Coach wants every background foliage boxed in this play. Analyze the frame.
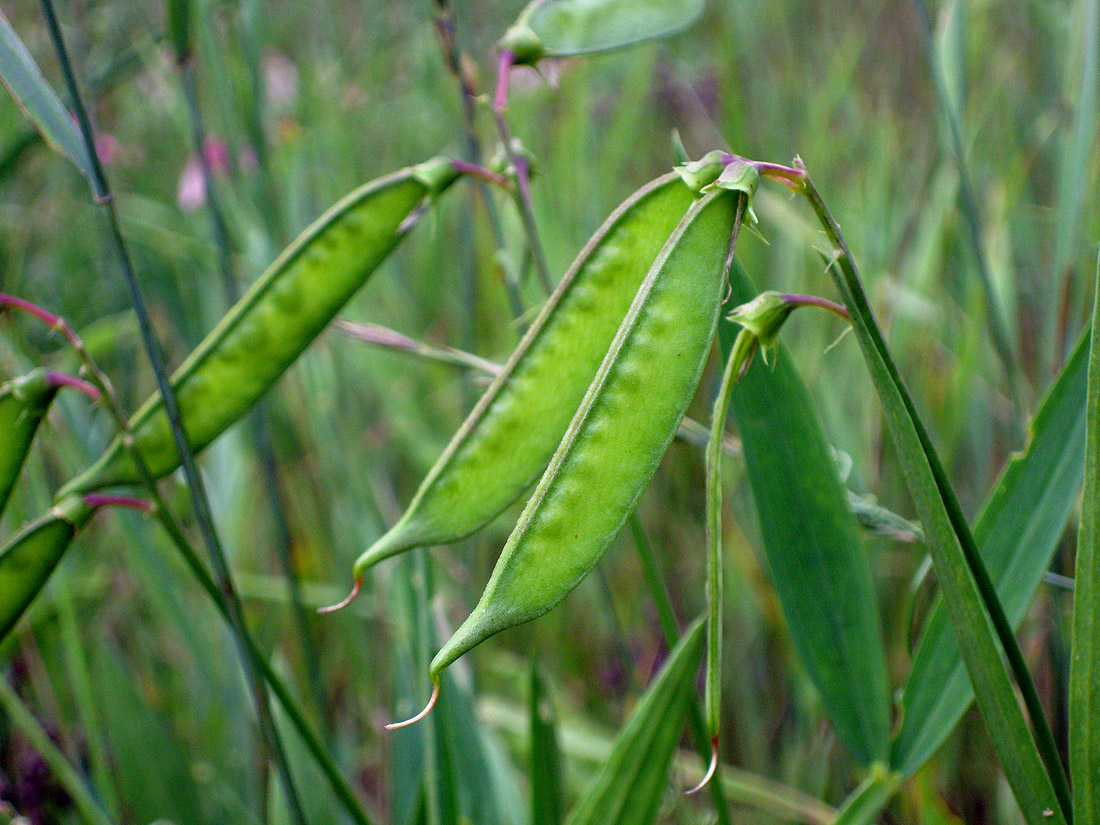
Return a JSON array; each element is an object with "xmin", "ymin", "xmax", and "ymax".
[{"xmin": 0, "ymin": 0, "xmax": 1097, "ymax": 823}]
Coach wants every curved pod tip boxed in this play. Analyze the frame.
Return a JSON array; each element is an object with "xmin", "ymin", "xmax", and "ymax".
[
  {"xmin": 317, "ymin": 575, "xmax": 361, "ymax": 614},
  {"xmin": 385, "ymin": 681, "xmax": 439, "ymax": 730},
  {"xmin": 684, "ymin": 737, "xmax": 718, "ymax": 796}
]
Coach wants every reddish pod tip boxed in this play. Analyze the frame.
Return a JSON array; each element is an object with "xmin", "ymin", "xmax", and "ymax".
[
  {"xmin": 317, "ymin": 576, "xmax": 361, "ymax": 614},
  {"xmin": 385, "ymin": 681, "xmax": 439, "ymax": 731},
  {"xmin": 684, "ymin": 737, "xmax": 719, "ymax": 796}
]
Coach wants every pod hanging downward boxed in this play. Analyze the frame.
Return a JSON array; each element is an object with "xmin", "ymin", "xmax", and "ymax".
[
  {"xmin": 0, "ymin": 495, "xmax": 92, "ymax": 643},
  {"xmin": 423, "ymin": 185, "xmax": 746, "ymax": 695},
  {"xmin": 58, "ymin": 157, "xmax": 461, "ymax": 496},
  {"xmin": 346, "ymin": 173, "xmax": 700, "ymax": 584},
  {"xmin": 0, "ymin": 369, "xmax": 60, "ymax": 519}
]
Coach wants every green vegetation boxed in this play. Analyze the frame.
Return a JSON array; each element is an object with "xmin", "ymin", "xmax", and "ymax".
[{"xmin": 0, "ymin": 1, "xmax": 1097, "ymax": 823}]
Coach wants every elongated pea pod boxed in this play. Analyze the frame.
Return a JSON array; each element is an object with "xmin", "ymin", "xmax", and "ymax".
[
  {"xmin": 342, "ymin": 173, "xmax": 700, "ymax": 590},
  {"xmin": 396, "ymin": 185, "xmax": 746, "ymax": 722},
  {"xmin": 0, "ymin": 495, "xmax": 92, "ymax": 643},
  {"xmin": 58, "ymin": 157, "xmax": 461, "ymax": 496},
  {"xmin": 0, "ymin": 369, "xmax": 59, "ymax": 519},
  {"xmin": 501, "ymin": 0, "xmax": 706, "ymax": 63}
]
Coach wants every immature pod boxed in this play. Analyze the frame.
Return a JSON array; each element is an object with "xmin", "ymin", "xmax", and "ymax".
[
  {"xmin": 425, "ymin": 187, "xmax": 745, "ymax": 695},
  {"xmin": 58, "ymin": 157, "xmax": 461, "ymax": 496},
  {"xmin": 0, "ymin": 369, "xmax": 59, "ymax": 519},
  {"xmin": 346, "ymin": 173, "xmax": 700, "ymax": 582},
  {"xmin": 0, "ymin": 495, "xmax": 92, "ymax": 642}
]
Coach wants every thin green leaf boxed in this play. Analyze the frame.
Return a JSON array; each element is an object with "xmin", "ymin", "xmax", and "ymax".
[
  {"xmin": 530, "ymin": 664, "xmax": 565, "ymax": 825},
  {"xmin": 0, "ymin": 11, "xmax": 91, "ymax": 179},
  {"xmin": 719, "ymin": 261, "xmax": 891, "ymax": 767},
  {"xmin": 830, "ymin": 766, "xmax": 902, "ymax": 825},
  {"xmin": 894, "ymin": 329, "xmax": 1089, "ymax": 775},
  {"xmin": 0, "ymin": 676, "xmax": 114, "ymax": 825},
  {"xmin": 1053, "ymin": 0, "xmax": 1099, "ymax": 343},
  {"xmin": 521, "ymin": 0, "xmax": 705, "ymax": 57},
  {"xmin": 1070, "ymin": 254, "xmax": 1100, "ymax": 825},
  {"xmin": 564, "ymin": 619, "xmax": 705, "ymax": 825},
  {"xmin": 800, "ymin": 172, "xmax": 1069, "ymax": 824}
]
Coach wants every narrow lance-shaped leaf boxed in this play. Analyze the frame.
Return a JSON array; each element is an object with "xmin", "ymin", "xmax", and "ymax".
[
  {"xmin": 530, "ymin": 664, "xmax": 565, "ymax": 825},
  {"xmin": 0, "ymin": 11, "xmax": 92, "ymax": 179},
  {"xmin": 720, "ymin": 263, "xmax": 891, "ymax": 767},
  {"xmin": 564, "ymin": 619, "xmax": 705, "ymax": 825},
  {"xmin": 0, "ymin": 496, "xmax": 92, "ymax": 643},
  {"xmin": 0, "ymin": 369, "xmax": 59, "ymax": 520},
  {"xmin": 503, "ymin": 0, "xmax": 706, "ymax": 61},
  {"xmin": 798, "ymin": 167, "xmax": 1069, "ymax": 824},
  {"xmin": 893, "ymin": 328, "xmax": 1089, "ymax": 775},
  {"xmin": 59, "ymin": 157, "xmax": 461, "ymax": 495},
  {"xmin": 1070, "ymin": 255, "xmax": 1100, "ymax": 825}
]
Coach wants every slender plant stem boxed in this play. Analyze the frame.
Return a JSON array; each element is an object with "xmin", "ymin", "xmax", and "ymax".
[
  {"xmin": 430, "ymin": 1, "xmax": 528, "ymax": 328},
  {"xmin": 492, "ymin": 51, "xmax": 554, "ymax": 298},
  {"xmin": 7, "ymin": 289, "xmax": 375, "ymax": 824},
  {"xmin": 38, "ymin": 4, "xmax": 306, "ymax": 822},
  {"xmin": 910, "ymin": 0, "xmax": 1021, "ymax": 408},
  {"xmin": 628, "ymin": 513, "xmax": 734, "ymax": 825},
  {"xmin": 799, "ymin": 169, "xmax": 1072, "ymax": 819},
  {"xmin": 0, "ymin": 678, "xmax": 116, "ymax": 825},
  {"xmin": 175, "ymin": 36, "xmax": 327, "ymax": 729}
]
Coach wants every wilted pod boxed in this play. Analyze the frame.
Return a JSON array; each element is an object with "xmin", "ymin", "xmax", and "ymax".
[
  {"xmin": 58, "ymin": 156, "xmax": 462, "ymax": 496},
  {"xmin": 0, "ymin": 369, "xmax": 60, "ymax": 519},
  {"xmin": 331, "ymin": 173, "xmax": 701, "ymax": 606},
  {"xmin": 0, "ymin": 495, "xmax": 93, "ymax": 643},
  {"xmin": 393, "ymin": 173, "xmax": 752, "ymax": 725}
]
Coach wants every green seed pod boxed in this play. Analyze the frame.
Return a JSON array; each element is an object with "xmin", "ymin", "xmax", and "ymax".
[
  {"xmin": 0, "ymin": 369, "xmax": 59, "ymax": 519},
  {"xmin": 428, "ymin": 187, "xmax": 744, "ymax": 687},
  {"xmin": 347, "ymin": 173, "xmax": 699, "ymax": 585},
  {"xmin": 0, "ymin": 494, "xmax": 92, "ymax": 643},
  {"xmin": 59, "ymin": 157, "xmax": 460, "ymax": 497}
]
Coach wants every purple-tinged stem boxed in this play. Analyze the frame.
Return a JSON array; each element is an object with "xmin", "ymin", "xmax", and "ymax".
[
  {"xmin": 493, "ymin": 48, "xmax": 514, "ymax": 114},
  {"xmin": 45, "ymin": 371, "xmax": 100, "ymax": 401},
  {"xmin": 83, "ymin": 493, "xmax": 152, "ymax": 512},
  {"xmin": 779, "ymin": 293, "xmax": 851, "ymax": 322},
  {"xmin": 450, "ymin": 159, "xmax": 511, "ymax": 190},
  {"xmin": 720, "ymin": 154, "xmax": 808, "ymax": 190}
]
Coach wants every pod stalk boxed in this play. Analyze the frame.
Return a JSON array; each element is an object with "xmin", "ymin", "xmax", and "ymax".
[
  {"xmin": 685, "ymin": 737, "xmax": 719, "ymax": 795},
  {"xmin": 317, "ymin": 575, "xmax": 361, "ymax": 614},
  {"xmin": 385, "ymin": 680, "xmax": 439, "ymax": 730}
]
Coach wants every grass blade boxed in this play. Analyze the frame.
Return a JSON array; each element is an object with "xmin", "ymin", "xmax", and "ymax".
[
  {"xmin": 0, "ymin": 11, "xmax": 91, "ymax": 180},
  {"xmin": 911, "ymin": 0, "xmax": 1019, "ymax": 398},
  {"xmin": 0, "ymin": 676, "xmax": 114, "ymax": 825},
  {"xmin": 1070, "ymin": 254, "xmax": 1100, "ymax": 825},
  {"xmin": 894, "ymin": 328, "xmax": 1089, "ymax": 775},
  {"xmin": 564, "ymin": 618, "xmax": 704, "ymax": 825},
  {"xmin": 719, "ymin": 260, "xmax": 891, "ymax": 767},
  {"xmin": 830, "ymin": 766, "xmax": 902, "ymax": 825},
  {"xmin": 799, "ymin": 169, "xmax": 1070, "ymax": 824},
  {"xmin": 530, "ymin": 664, "xmax": 565, "ymax": 825}
]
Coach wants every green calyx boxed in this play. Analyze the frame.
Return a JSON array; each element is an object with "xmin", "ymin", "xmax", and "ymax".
[
  {"xmin": 413, "ymin": 156, "xmax": 463, "ymax": 196},
  {"xmin": 705, "ymin": 159, "xmax": 760, "ymax": 199},
  {"xmin": 499, "ymin": 22, "xmax": 545, "ymax": 66},
  {"xmin": 52, "ymin": 492, "xmax": 94, "ymax": 527},
  {"xmin": 3, "ymin": 368, "xmax": 54, "ymax": 407},
  {"xmin": 674, "ymin": 150, "xmax": 728, "ymax": 192},
  {"xmin": 728, "ymin": 291, "xmax": 795, "ymax": 354}
]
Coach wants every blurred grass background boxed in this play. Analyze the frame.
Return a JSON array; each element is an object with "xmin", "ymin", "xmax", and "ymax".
[{"xmin": 0, "ymin": 0, "xmax": 1096, "ymax": 823}]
